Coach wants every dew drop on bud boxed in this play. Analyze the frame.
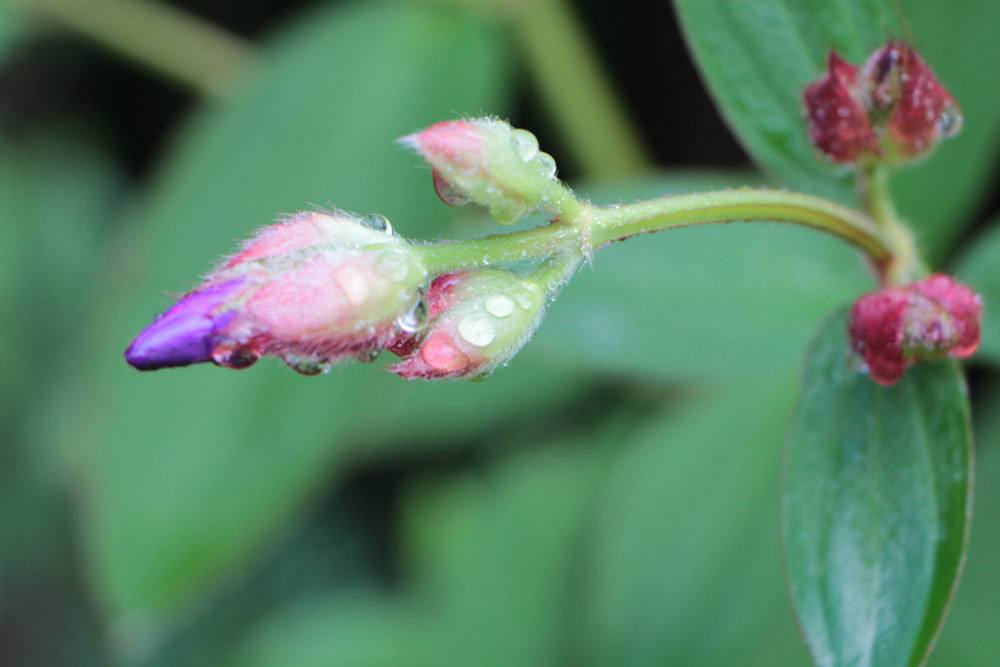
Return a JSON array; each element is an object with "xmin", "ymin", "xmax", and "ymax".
[
  {"xmin": 513, "ymin": 286, "xmax": 537, "ymax": 310},
  {"xmin": 354, "ymin": 349, "xmax": 380, "ymax": 363},
  {"xmin": 938, "ymin": 104, "xmax": 963, "ymax": 138},
  {"xmin": 489, "ymin": 201, "xmax": 529, "ymax": 225},
  {"xmin": 484, "ymin": 294, "xmax": 514, "ymax": 318},
  {"xmin": 360, "ymin": 213, "xmax": 393, "ymax": 235},
  {"xmin": 432, "ymin": 169, "xmax": 470, "ymax": 207},
  {"xmin": 535, "ymin": 152, "xmax": 557, "ymax": 179},
  {"xmin": 510, "ymin": 129, "xmax": 539, "ymax": 161},
  {"xmin": 211, "ymin": 345, "xmax": 260, "ymax": 369},
  {"xmin": 396, "ymin": 299, "xmax": 428, "ymax": 333},
  {"xmin": 458, "ymin": 315, "xmax": 496, "ymax": 347}
]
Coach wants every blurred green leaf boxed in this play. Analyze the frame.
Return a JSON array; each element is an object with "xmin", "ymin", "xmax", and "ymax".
[
  {"xmin": 954, "ymin": 218, "xmax": 1000, "ymax": 365},
  {"xmin": 783, "ymin": 310, "xmax": 971, "ymax": 667},
  {"xmin": 928, "ymin": 384, "xmax": 1000, "ymax": 666},
  {"xmin": 535, "ymin": 172, "xmax": 875, "ymax": 381},
  {"xmin": 578, "ymin": 381, "xmax": 809, "ymax": 667},
  {"xmin": 673, "ymin": 0, "xmax": 900, "ymax": 205},
  {"xmin": 0, "ymin": 2, "xmax": 29, "ymax": 59},
  {"xmin": 73, "ymin": 1, "xmax": 546, "ymax": 630},
  {"xmin": 892, "ymin": 0, "xmax": 1000, "ymax": 258}
]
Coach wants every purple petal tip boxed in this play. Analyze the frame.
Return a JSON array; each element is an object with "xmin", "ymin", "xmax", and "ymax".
[{"xmin": 125, "ymin": 279, "xmax": 243, "ymax": 371}]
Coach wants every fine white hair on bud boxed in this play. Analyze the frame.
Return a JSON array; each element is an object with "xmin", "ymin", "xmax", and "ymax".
[{"xmin": 400, "ymin": 117, "xmax": 566, "ymax": 225}]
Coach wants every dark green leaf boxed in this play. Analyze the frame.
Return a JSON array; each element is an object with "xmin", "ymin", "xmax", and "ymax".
[
  {"xmin": 536, "ymin": 172, "xmax": 875, "ymax": 380},
  {"xmin": 784, "ymin": 309, "xmax": 971, "ymax": 667},
  {"xmin": 954, "ymin": 219, "xmax": 1000, "ymax": 364},
  {"xmin": 579, "ymin": 381, "xmax": 809, "ymax": 667},
  {"xmin": 673, "ymin": 0, "xmax": 901, "ymax": 204},
  {"xmin": 73, "ymin": 2, "xmax": 533, "ymax": 628}
]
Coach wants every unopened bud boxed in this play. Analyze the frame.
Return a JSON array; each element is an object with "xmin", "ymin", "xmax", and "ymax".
[
  {"xmin": 401, "ymin": 118, "xmax": 563, "ymax": 224},
  {"xmin": 125, "ymin": 211, "xmax": 427, "ymax": 374},
  {"xmin": 849, "ymin": 274, "xmax": 982, "ymax": 385},
  {"xmin": 390, "ymin": 270, "xmax": 546, "ymax": 379},
  {"xmin": 804, "ymin": 42, "xmax": 960, "ymax": 165}
]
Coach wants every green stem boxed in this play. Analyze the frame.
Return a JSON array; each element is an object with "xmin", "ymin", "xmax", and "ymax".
[
  {"xmin": 511, "ymin": 0, "xmax": 649, "ymax": 177},
  {"xmin": 857, "ymin": 164, "xmax": 921, "ymax": 284},
  {"xmin": 418, "ymin": 188, "xmax": 891, "ymax": 274},
  {"xmin": 21, "ymin": 0, "xmax": 253, "ymax": 98}
]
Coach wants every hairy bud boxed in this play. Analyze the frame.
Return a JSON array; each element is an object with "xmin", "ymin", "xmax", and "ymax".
[
  {"xmin": 390, "ymin": 270, "xmax": 546, "ymax": 379},
  {"xmin": 125, "ymin": 211, "xmax": 427, "ymax": 374},
  {"xmin": 804, "ymin": 42, "xmax": 960, "ymax": 165},
  {"xmin": 400, "ymin": 118, "xmax": 563, "ymax": 224},
  {"xmin": 849, "ymin": 274, "xmax": 982, "ymax": 385}
]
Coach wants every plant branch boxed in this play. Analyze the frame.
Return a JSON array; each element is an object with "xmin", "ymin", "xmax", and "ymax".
[
  {"xmin": 21, "ymin": 0, "xmax": 254, "ymax": 98},
  {"xmin": 418, "ymin": 188, "xmax": 891, "ymax": 274}
]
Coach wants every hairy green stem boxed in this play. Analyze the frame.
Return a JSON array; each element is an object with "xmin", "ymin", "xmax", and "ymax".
[
  {"xmin": 418, "ymin": 188, "xmax": 891, "ymax": 274},
  {"xmin": 857, "ymin": 164, "xmax": 921, "ymax": 284},
  {"xmin": 511, "ymin": 0, "xmax": 648, "ymax": 177},
  {"xmin": 21, "ymin": 0, "xmax": 253, "ymax": 97}
]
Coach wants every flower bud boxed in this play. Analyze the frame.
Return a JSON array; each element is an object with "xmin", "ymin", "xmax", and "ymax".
[
  {"xmin": 125, "ymin": 211, "xmax": 428, "ymax": 374},
  {"xmin": 861, "ymin": 41, "xmax": 962, "ymax": 160},
  {"xmin": 390, "ymin": 270, "xmax": 546, "ymax": 379},
  {"xmin": 849, "ymin": 274, "xmax": 982, "ymax": 385},
  {"xmin": 803, "ymin": 42, "xmax": 960, "ymax": 165},
  {"xmin": 804, "ymin": 52, "xmax": 880, "ymax": 163},
  {"xmin": 400, "ymin": 118, "xmax": 562, "ymax": 224}
]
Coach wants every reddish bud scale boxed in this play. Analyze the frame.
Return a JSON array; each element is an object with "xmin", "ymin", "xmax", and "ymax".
[
  {"xmin": 804, "ymin": 52, "xmax": 879, "ymax": 163},
  {"xmin": 849, "ymin": 274, "xmax": 982, "ymax": 385}
]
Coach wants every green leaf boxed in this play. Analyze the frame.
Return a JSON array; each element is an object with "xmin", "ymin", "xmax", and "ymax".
[
  {"xmin": 954, "ymin": 219, "xmax": 1000, "ymax": 365},
  {"xmin": 673, "ymin": 0, "xmax": 901, "ymax": 205},
  {"xmin": 73, "ymin": 2, "xmax": 536, "ymax": 630},
  {"xmin": 535, "ymin": 172, "xmax": 875, "ymax": 380},
  {"xmin": 928, "ymin": 385, "xmax": 1000, "ymax": 666},
  {"xmin": 578, "ymin": 381, "xmax": 809, "ymax": 667},
  {"xmin": 891, "ymin": 0, "xmax": 1000, "ymax": 258},
  {"xmin": 783, "ymin": 310, "xmax": 972, "ymax": 667}
]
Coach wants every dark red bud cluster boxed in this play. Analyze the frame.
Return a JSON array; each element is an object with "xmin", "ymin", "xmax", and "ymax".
[{"xmin": 849, "ymin": 274, "xmax": 981, "ymax": 385}]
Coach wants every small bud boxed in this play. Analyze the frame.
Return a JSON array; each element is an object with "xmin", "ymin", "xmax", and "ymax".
[
  {"xmin": 849, "ymin": 274, "xmax": 982, "ymax": 385},
  {"xmin": 125, "ymin": 211, "xmax": 428, "ymax": 374},
  {"xmin": 803, "ymin": 42, "xmax": 960, "ymax": 165},
  {"xmin": 390, "ymin": 270, "xmax": 546, "ymax": 379},
  {"xmin": 861, "ymin": 41, "xmax": 962, "ymax": 160},
  {"xmin": 400, "ymin": 118, "xmax": 562, "ymax": 224},
  {"xmin": 804, "ymin": 52, "xmax": 880, "ymax": 163}
]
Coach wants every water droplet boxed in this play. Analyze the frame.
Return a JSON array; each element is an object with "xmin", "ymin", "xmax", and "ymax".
[
  {"xmin": 458, "ymin": 315, "xmax": 495, "ymax": 347},
  {"xmin": 513, "ymin": 286, "xmax": 537, "ymax": 310},
  {"xmin": 212, "ymin": 345, "xmax": 260, "ymax": 369},
  {"xmin": 360, "ymin": 213, "xmax": 393, "ymax": 235},
  {"xmin": 354, "ymin": 349, "xmax": 380, "ymax": 363},
  {"xmin": 396, "ymin": 299, "xmax": 427, "ymax": 333},
  {"xmin": 510, "ymin": 129, "xmax": 539, "ymax": 161},
  {"xmin": 376, "ymin": 251, "xmax": 410, "ymax": 282},
  {"xmin": 535, "ymin": 152, "xmax": 557, "ymax": 179},
  {"xmin": 938, "ymin": 104, "xmax": 963, "ymax": 137},
  {"xmin": 432, "ymin": 169, "xmax": 470, "ymax": 206},
  {"xmin": 485, "ymin": 294, "xmax": 514, "ymax": 318}
]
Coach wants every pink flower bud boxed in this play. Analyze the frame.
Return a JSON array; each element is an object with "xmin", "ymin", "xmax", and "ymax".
[
  {"xmin": 400, "ymin": 118, "xmax": 562, "ymax": 224},
  {"xmin": 804, "ymin": 52, "xmax": 879, "ymax": 163},
  {"xmin": 861, "ymin": 41, "xmax": 962, "ymax": 159},
  {"xmin": 126, "ymin": 211, "xmax": 428, "ymax": 374},
  {"xmin": 803, "ymin": 42, "xmax": 961, "ymax": 165},
  {"xmin": 390, "ymin": 270, "xmax": 546, "ymax": 380},
  {"xmin": 849, "ymin": 274, "xmax": 982, "ymax": 385}
]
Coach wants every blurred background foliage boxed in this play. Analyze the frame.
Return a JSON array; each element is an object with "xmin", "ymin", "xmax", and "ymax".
[{"xmin": 0, "ymin": 1, "xmax": 996, "ymax": 665}]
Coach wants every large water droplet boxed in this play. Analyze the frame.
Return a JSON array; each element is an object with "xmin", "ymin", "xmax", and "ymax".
[
  {"xmin": 535, "ymin": 152, "xmax": 557, "ymax": 179},
  {"xmin": 485, "ymin": 294, "xmax": 514, "ymax": 318},
  {"xmin": 212, "ymin": 345, "xmax": 260, "ymax": 369},
  {"xmin": 513, "ymin": 286, "xmax": 537, "ymax": 310},
  {"xmin": 510, "ymin": 129, "xmax": 539, "ymax": 161},
  {"xmin": 360, "ymin": 213, "xmax": 393, "ymax": 235},
  {"xmin": 432, "ymin": 169, "xmax": 470, "ymax": 207},
  {"xmin": 376, "ymin": 251, "xmax": 410, "ymax": 282},
  {"xmin": 458, "ymin": 315, "xmax": 496, "ymax": 347},
  {"xmin": 396, "ymin": 299, "xmax": 427, "ymax": 333}
]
